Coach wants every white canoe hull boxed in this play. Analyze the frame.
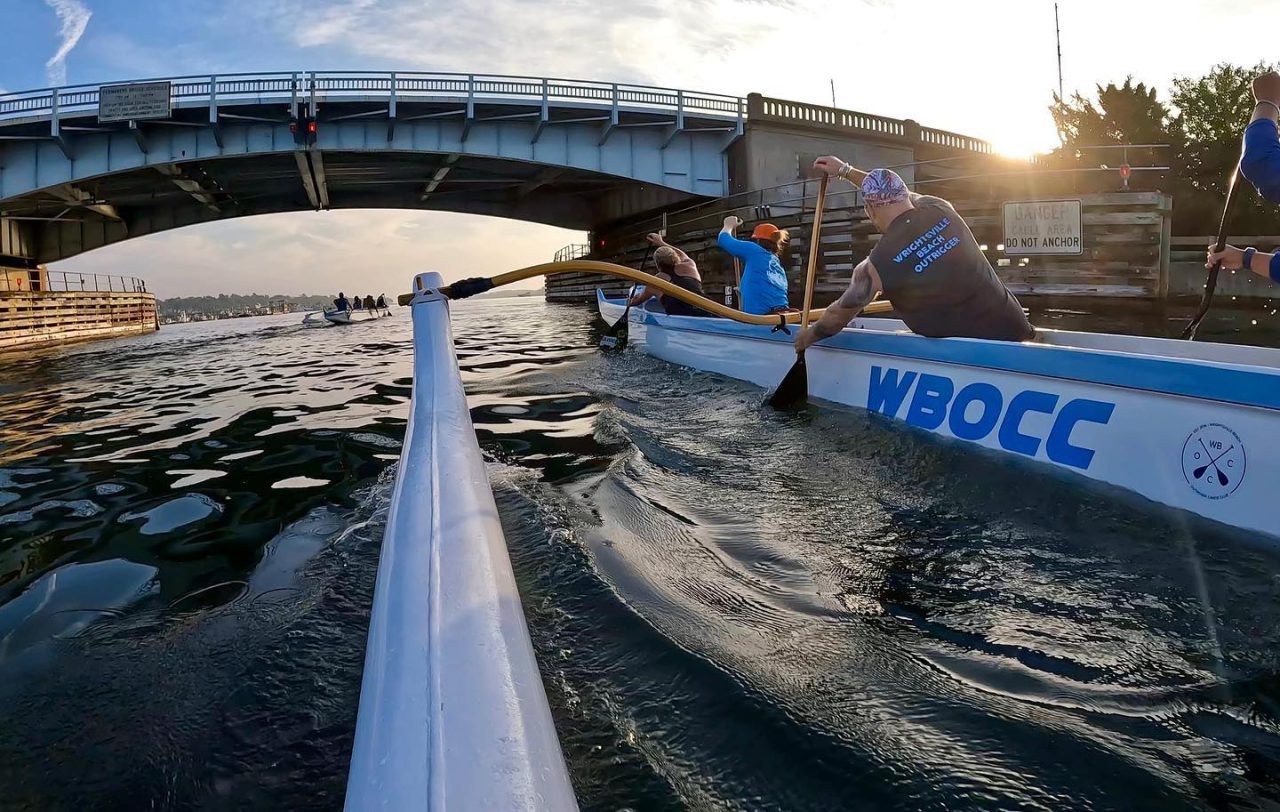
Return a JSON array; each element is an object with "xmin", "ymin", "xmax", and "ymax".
[{"xmin": 598, "ymin": 290, "xmax": 1280, "ymax": 544}]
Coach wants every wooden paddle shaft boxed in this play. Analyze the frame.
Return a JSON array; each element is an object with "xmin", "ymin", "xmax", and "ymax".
[
  {"xmin": 399, "ymin": 260, "xmax": 894, "ymax": 324},
  {"xmin": 800, "ymin": 176, "xmax": 828, "ymax": 333}
]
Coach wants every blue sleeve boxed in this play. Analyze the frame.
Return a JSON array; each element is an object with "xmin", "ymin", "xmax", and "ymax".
[
  {"xmin": 1241, "ymin": 119, "xmax": 1280, "ymax": 204},
  {"xmin": 1271, "ymin": 252, "xmax": 1280, "ymax": 283},
  {"xmin": 717, "ymin": 231, "xmax": 756, "ymax": 260}
]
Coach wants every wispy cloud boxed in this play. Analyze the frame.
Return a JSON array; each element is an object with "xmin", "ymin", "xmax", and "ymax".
[
  {"xmin": 44, "ymin": 0, "xmax": 93, "ymax": 86},
  {"xmin": 231, "ymin": 0, "xmax": 777, "ymax": 89}
]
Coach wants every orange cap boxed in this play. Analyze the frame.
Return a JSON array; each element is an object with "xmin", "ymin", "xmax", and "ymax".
[{"xmin": 751, "ymin": 223, "xmax": 781, "ymax": 241}]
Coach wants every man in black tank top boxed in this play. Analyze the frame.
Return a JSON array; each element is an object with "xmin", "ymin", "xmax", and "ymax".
[{"xmin": 794, "ymin": 158, "xmax": 1034, "ymax": 352}]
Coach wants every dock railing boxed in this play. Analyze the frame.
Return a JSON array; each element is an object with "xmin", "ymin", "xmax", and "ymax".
[{"xmin": 0, "ymin": 271, "xmax": 148, "ymax": 294}]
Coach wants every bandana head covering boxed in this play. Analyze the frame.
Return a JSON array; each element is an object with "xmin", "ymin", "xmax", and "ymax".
[{"xmin": 861, "ymin": 168, "xmax": 910, "ymax": 206}]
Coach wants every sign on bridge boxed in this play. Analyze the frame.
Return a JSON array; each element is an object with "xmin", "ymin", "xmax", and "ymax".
[
  {"xmin": 1002, "ymin": 199, "xmax": 1082, "ymax": 255},
  {"xmin": 98, "ymin": 81, "xmax": 172, "ymax": 123}
]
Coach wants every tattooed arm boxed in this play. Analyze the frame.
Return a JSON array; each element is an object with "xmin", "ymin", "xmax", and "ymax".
[{"xmin": 795, "ymin": 259, "xmax": 883, "ymax": 352}]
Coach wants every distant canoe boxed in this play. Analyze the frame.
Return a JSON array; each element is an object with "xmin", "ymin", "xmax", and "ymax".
[
  {"xmin": 598, "ymin": 289, "xmax": 1280, "ymax": 544},
  {"xmin": 323, "ymin": 308, "xmax": 391, "ymax": 325}
]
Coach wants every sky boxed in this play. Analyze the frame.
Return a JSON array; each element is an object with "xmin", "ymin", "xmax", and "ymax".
[{"xmin": 2, "ymin": 0, "xmax": 1278, "ymax": 297}]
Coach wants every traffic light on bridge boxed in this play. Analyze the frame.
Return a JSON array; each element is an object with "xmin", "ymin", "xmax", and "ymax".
[{"xmin": 289, "ymin": 116, "xmax": 317, "ymax": 146}]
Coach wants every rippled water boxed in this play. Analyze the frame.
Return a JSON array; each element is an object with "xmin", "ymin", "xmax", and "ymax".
[{"xmin": 1, "ymin": 301, "xmax": 1279, "ymax": 811}]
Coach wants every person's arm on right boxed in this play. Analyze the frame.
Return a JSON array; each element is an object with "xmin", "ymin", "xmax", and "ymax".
[
  {"xmin": 1242, "ymin": 72, "xmax": 1280, "ymax": 203},
  {"xmin": 1207, "ymin": 244, "xmax": 1280, "ymax": 284}
]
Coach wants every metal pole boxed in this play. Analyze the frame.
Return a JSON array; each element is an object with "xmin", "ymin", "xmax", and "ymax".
[
  {"xmin": 1055, "ymin": 3, "xmax": 1064, "ymax": 100},
  {"xmin": 830, "ymin": 79, "xmax": 836, "ymax": 108}
]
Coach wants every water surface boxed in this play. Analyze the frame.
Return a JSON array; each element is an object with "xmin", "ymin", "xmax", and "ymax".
[{"xmin": 0, "ymin": 300, "xmax": 1278, "ymax": 810}]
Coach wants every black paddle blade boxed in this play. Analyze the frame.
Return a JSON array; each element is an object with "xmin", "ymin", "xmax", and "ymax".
[
  {"xmin": 599, "ymin": 317, "xmax": 628, "ymax": 350},
  {"xmin": 768, "ymin": 355, "xmax": 808, "ymax": 409}
]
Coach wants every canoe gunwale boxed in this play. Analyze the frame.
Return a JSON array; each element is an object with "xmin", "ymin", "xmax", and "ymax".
[{"xmin": 600, "ymin": 293, "xmax": 1280, "ymax": 413}]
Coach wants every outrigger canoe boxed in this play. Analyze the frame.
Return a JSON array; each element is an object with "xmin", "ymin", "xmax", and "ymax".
[
  {"xmin": 323, "ymin": 308, "xmax": 387, "ymax": 325},
  {"xmin": 598, "ymin": 290, "xmax": 1280, "ymax": 544}
]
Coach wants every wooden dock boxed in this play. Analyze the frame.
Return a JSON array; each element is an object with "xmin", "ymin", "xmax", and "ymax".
[{"xmin": 0, "ymin": 289, "xmax": 159, "ymax": 352}]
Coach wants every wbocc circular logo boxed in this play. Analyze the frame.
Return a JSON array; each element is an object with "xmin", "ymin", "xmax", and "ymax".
[{"xmin": 1181, "ymin": 423, "xmax": 1246, "ymax": 500}]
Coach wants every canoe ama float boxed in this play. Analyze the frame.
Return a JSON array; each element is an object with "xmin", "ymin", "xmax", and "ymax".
[
  {"xmin": 598, "ymin": 289, "xmax": 1280, "ymax": 544},
  {"xmin": 345, "ymin": 273, "xmax": 576, "ymax": 811}
]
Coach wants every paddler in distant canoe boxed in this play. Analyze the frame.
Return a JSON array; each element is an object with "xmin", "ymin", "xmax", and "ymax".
[
  {"xmin": 1205, "ymin": 70, "xmax": 1280, "ymax": 285},
  {"xmin": 792, "ymin": 158, "xmax": 1035, "ymax": 353},
  {"xmin": 627, "ymin": 232, "xmax": 709, "ymax": 317}
]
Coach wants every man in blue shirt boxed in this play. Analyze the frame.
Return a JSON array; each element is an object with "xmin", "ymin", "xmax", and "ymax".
[{"xmin": 1207, "ymin": 71, "xmax": 1280, "ymax": 283}]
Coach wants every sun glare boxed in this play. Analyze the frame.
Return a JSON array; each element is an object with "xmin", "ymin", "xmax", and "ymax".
[{"xmin": 989, "ymin": 119, "xmax": 1060, "ymax": 161}]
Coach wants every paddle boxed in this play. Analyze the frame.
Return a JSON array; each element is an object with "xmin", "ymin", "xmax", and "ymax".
[
  {"xmin": 732, "ymin": 258, "xmax": 742, "ymax": 307},
  {"xmin": 1180, "ymin": 155, "xmax": 1243, "ymax": 341},
  {"xmin": 767, "ymin": 175, "xmax": 828, "ymax": 409},
  {"xmin": 599, "ymin": 248, "xmax": 652, "ymax": 350}
]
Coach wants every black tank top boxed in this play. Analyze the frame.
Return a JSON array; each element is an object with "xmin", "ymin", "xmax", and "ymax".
[
  {"xmin": 869, "ymin": 196, "xmax": 1034, "ymax": 341},
  {"xmin": 658, "ymin": 273, "xmax": 708, "ymax": 317}
]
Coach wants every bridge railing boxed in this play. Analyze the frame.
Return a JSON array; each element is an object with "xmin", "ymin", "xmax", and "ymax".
[
  {"xmin": 0, "ymin": 71, "xmax": 745, "ymax": 122},
  {"xmin": 748, "ymin": 94, "xmax": 994, "ymax": 155}
]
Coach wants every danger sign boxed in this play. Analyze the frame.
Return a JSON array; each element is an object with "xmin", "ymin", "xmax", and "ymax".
[{"xmin": 1003, "ymin": 199, "xmax": 1082, "ymax": 255}]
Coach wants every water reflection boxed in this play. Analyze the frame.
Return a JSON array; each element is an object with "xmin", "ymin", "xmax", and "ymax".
[{"xmin": 0, "ymin": 298, "xmax": 1277, "ymax": 811}]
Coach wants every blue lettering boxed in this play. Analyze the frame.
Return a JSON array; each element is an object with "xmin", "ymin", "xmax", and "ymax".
[
  {"xmin": 948, "ymin": 383, "xmax": 1003, "ymax": 441},
  {"xmin": 864, "ymin": 369, "xmax": 1112, "ymax": 469},
  {"xmin": 867, "ymin": 366, "xmax": 917, "ymax": 417},
  {"xmin": 998, "ymin": 390, "xmax": 1059, "ymax": 457},
  {"xmin": 1046, "ymin": 399, "xmax": 1115, "ymax": 469},
  {"xmin": 905, "ymin": 374, "xmax": 954, "ymax": 430}
]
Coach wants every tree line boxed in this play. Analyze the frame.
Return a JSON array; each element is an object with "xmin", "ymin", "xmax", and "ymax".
[
  {"xmin": 1048, "ymin": 61, "xmax": 1276, "ymax": 234},
  {"xmin": 157, "ymin": 293, "xmax": 334, "ymax": 316}
]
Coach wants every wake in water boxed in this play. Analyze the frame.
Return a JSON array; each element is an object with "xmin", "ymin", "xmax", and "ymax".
[{"xmin": 466, "ymin": 302, "xmax": 1280, "ymax": 811}]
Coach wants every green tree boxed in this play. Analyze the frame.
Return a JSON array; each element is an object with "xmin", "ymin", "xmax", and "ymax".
[
  {"xmin": 1051, "ymin": 78, "xmax": 1171, "ymax": 148},
  {"xmin": 1169, "ymin": 61, "xmax": 1277, "ymax": 232},
  {"xmin": 1046, "ymin": 79, "xmax": 1173, "ymax": 194}
]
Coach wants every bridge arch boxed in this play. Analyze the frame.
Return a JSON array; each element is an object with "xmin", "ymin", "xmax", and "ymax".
[{"xmin": 0, "ymin": 72, "xmax": 744, "ymax": 263}]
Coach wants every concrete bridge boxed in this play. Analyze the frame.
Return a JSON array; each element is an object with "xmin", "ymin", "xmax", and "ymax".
[{"xmin": 0, "ymin": 70, "xmax": 993, "ymax": 267}]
